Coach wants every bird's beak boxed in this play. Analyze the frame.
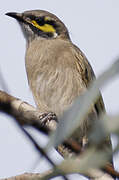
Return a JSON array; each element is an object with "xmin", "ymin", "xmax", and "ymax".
[{"xmin": 5, "ymin": 12, "xmax": 24, "ymax": 22}]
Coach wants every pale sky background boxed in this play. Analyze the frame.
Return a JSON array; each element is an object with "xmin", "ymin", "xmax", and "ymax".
[{"xmin": 0, "ymin": 0, "xmax": 119, "ymax": 179}]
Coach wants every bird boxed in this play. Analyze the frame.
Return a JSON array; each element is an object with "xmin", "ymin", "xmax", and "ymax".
[{"xmin": 6, "ymin": 10, "xmax": 116, "ymax": 178}]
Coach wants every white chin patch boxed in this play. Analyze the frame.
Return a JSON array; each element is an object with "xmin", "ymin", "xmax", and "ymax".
[{"xmin": 53, "ymin": 32, "xmax": 58, "ymax": 38}]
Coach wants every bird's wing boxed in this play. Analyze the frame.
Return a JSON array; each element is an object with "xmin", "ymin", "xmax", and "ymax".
[
  {"xmin": 73, "ymin": 44, "xmax": 105, "ymax": 115},
  {"xmin": 72, "ymin": 43, "xmax": 113, "ymax": 163}
]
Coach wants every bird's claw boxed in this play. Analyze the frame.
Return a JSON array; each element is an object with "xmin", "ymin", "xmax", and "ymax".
[{"xmin": 39, "ymin": 112, "xmax": 58, "ymax": 125}]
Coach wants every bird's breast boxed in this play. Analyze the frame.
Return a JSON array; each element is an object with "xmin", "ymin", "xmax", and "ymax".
[{"xmin": 25, "ymin": 39, "xmax": 85, "ymax": 116}]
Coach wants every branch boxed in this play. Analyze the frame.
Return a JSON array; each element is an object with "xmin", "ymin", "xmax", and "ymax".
[
  {"xmin": 0, "ymin": 172, "xmax": 54, "ymax": 180},
  {"xmin": 0, "ymin": 90, "xmax": 57, "ymax": 134},
  {"xmin": 0, "ymin": 90, "xmax": 69, "ymax": 180},
  {"xmin": 0, "ymin": 90, "xmax": 119, "ymax": 179},
  {"xmin": 0, "ymin": 168, "xmax": 114, "ymax": 180}
]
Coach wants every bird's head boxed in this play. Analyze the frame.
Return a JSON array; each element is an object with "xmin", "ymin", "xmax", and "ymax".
[{"xmin": 6, "ymin": 10, "xmax": 70, "ymax": 42}]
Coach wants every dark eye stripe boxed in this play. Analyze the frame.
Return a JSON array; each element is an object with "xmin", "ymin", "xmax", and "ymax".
[
  {"xmin": 27, "ymin": 15, "xmax": 57, "ymax": 28},
  {"xmin": 35, "ymin": 18, "xmax": 45, "ymax": 26},
  {"xmin": 26, "ymin": 15, "xmax": 36, "ymax": 20},
  {"xmin": 45, "ymin": 20, "xmax": 58, "ymax": 28}
]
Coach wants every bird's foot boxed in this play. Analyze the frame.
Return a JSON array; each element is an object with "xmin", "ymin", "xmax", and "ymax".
[{"xmin": 39, "ymin": 112, "xmax": 58, "ymax": 125}]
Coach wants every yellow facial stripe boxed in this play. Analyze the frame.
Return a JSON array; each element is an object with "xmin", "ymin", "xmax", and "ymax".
[{"xmin": 31, "ymin": 20, "xmax": 56, "ymax": 33}]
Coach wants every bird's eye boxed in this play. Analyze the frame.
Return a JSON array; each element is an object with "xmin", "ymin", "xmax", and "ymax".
[{"xmin": 35, "ymin": 17, "xmax": 45, "ymax": 26}]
